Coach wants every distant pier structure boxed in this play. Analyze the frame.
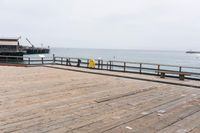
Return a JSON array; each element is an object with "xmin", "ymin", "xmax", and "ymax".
[
  {"xmin": 0, "ymin": 37, "xmax": 23, "ymax": 56},
  {"xmin": 0, "ymin": 37, "xmax": 50, "ymax": 57}
]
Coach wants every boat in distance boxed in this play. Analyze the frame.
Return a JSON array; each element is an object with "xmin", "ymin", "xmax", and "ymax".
[{"xmin": 186, "ymin": 51, "xmax": 200, "ymax": 54}]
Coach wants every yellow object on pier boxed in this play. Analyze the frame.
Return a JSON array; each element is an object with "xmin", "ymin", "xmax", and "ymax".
[{"xmin": 88, "ymin": 59, "xmax": 96, "ymax": 68}]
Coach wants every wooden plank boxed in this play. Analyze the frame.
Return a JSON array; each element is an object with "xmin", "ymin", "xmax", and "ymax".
[
  {"xmin": 46, "ymin": 89, "xmax": 197, "ymax": 133},
  {"xmin": 157, "ymin": 110, "xmax": 200, "ymax": 133},
  {"xmin": 1, "ymin": 66, "xmax": 200, "ymax": 133},
  {"xmin": 1, "ymin": 86, "xmax": 183, "ymax": 133},
  {"xmin": 190, "ymin": 126, "xmax": 200, "ymax": 133},
  {"xmin": 95, "ymin": 86, "xmax": 157, "ymax": 103},
  {"xmin": 103, "ymin": 97, "xmax": 200, "ymax": 133},
  {"xmin": 83, "ymin": 93, "xmax": 200, "ymax": 133}
]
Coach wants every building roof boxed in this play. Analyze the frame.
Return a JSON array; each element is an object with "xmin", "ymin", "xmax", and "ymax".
[{"xmin": 0, "ymin": 37, "xmax": 19, "ymax": 46}]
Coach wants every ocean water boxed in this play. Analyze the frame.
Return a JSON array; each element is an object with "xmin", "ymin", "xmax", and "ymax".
[{"xmin": 25, "ymin": 48, "xmax": 200, "ymax": 67}]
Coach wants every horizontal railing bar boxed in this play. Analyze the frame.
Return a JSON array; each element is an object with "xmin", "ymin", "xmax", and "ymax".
[
  {"xmin": 1, "ymin": 55, "xmax": 200, "ymax": 80},
  {"xmin": 23, "ymin": 60, "xmax": 53, "ymax": 62},
  {"xmin": 109, "ymin": 60, "xmax": 200, "ymax": 69},
  {"xmin": 1, "ymin": 55, "xmax": 200, "ymax": 69},
  {"xmin": 53, "ymin": 56, "xmax": 200, "ymax": 70}
]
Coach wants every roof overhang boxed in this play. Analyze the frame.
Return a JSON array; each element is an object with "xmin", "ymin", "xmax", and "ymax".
[
  {"xmin": 0, "ymin": 37, "xmax": 20, "ymax": 42},
  {"xmin": 0, "ymin": 38, "xmax": 20, "ymax": 46}
]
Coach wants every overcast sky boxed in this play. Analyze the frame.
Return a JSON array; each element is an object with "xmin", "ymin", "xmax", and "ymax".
[{"xmin": 0, "ymin": 0, "xmax": 200, "ymax": 50}]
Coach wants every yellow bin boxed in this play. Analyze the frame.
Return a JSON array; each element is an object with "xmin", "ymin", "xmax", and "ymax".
[{"xmin": 88, "ymin": 59, "xmax": 96, "ymax": 68}]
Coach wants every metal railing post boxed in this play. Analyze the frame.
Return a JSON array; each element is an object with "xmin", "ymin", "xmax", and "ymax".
[
  {"xmin": 98, "ymin": 60, "xmax": 100, "ymax": 69},
  {"xmin": 42, "ymin": 58, "xmax": 44, "ymax": 64},
  {"xmin": 61, "ymin": 57, "xmax": 63, "ymax": 65},
  {"xmin": 66, "ymin": 58, "xmax": 68, "ymax": 66},
  {"xmin": 124, "ymin": 62, "xmax": 126, "ymax": 72},
  {"xmin": 179, "ymin": 66, "xmax": 182, "ymax": 72},
  {"xmin": 140, "ymin": 63, "xmax": 142, "ymax": 74},
  {"xmin": 28, "ymin": 57, "xmax": 30, "ymax": 65},
  {"xmin": 53, "ymin": 54, "xmax": 55, "ymax": 64},
  {"xmin": 101, "ymin": 60, "xmax": 103, "ymax": 70},
  {"xmin": 109, "ymin": 61, "xmax": 112, "ymax": 71},
  {"xmin": 157, "ymin": 65, "xmax": 160, "ymax": 75}
]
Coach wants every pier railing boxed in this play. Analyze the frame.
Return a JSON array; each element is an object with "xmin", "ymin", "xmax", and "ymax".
[
  {"xmin": 0, "ymin": 55, "xmax": 53, "ymax": 65},
  {"xmin": 53, "ymin": 56, "xmax": 200, "ymax": 80},
  {"xmin": 0, "ymin": 55, "xmax": 200, "ymax": 80}
]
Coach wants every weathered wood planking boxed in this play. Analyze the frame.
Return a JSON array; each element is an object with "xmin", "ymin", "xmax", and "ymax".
[{"xmin": 0, "ymin": 66, "xmax": 200, "ymax": 133}]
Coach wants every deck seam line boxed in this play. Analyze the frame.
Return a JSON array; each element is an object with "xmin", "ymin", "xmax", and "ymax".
[{"xmin": 156, "ymin": 108, "xmax": 200, "ymax": 133}]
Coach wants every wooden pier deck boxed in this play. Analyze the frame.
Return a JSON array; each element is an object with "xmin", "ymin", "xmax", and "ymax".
[{"xmin": 0, "ymin": 66, "xmax": 200, "ymax": 133}]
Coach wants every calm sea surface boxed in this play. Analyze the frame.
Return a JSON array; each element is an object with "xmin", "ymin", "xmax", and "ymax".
[{"xmin": 25, "ymin": 48, "xmax": 200, "ymax": 67}]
